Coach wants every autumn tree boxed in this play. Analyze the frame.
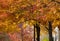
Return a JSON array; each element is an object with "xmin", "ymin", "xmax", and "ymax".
[{"xmin": 0, "ymin": 0, "xmax": 60, "ymax": 41}]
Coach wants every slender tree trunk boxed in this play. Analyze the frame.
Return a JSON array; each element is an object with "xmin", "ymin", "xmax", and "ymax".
[
  {"xmin": 58, "ymin": 25, "xmax": 60, "ymax": 41},
  {"xmin": 59, "ymin": 30, "xmax": 60, "ymax": 41},
  {"xmin": 34, "ymin": 23, "xmax": 40, "ymax": 41},
  {"xmin": 36, "ymin": 25, "xmax": 40, "ymax": 41},
  {"xmin": 48, "ymin": 21, "xmax": 53, "ymax": 41},
  {"xmin": 34, "ymin": 25, "xmax": 35, "ymax": 41}
]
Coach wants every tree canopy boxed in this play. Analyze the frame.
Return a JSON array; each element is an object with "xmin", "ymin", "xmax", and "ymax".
[{"xmin": 0, "ymin": 0, "xmax": 60, "ymax": 33}]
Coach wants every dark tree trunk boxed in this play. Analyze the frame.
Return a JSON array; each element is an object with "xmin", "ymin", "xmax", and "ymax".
[
  {"xmin": 48, "ymin": 21, "xmax": 53, "ymax": 41},
  {"xmin": 58, "ymin": 25, "xmax": 60, "ymax": 41},
  {"xmin": 34, "ymin": 25, "xmax": 35, "ymax": 41},
  {"xmin": 34, "ymin": 23, "xmax": 40, "ymax": 41}
]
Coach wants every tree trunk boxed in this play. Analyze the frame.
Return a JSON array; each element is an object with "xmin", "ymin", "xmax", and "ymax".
[
  {"xmin": 34, "ymin": 25, "xmax": 35, "ymax": 41},
  {"xmin": 58, "ymin": 25, "xmax": 60, "ymax": 41},
  {"xmin": 34, "ymin": 23, "xmax": 40, "ymax": 41},
  {"xmin": 48, "ymin": 21, "xmax": 53, "ymax": 41},
  {"xmin": 59, "ymin": 31, "xmax": 60, "ymax": 41}
]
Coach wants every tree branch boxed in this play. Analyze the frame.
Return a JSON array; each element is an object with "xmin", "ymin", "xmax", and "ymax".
[
  {"xmin": 51, "ymin": 0, "xmax": 60, "ymax": 4},
  {"xmin": 45, "ymin": 27, "xmax": 49, "ymax": 31}
]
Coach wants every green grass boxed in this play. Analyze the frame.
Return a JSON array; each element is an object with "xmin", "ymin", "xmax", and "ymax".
[{"xmin": 42, "ymin": 37, "xmax": 49, "ymax": 41}]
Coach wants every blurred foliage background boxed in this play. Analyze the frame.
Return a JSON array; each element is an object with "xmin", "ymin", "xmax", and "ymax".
[{"xmin": 0, "ymin": 0, "xmax": 60, "ymax": 41}]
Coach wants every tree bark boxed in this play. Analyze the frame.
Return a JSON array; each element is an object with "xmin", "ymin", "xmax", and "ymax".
[
  {"xmin": 34, "ymin": 23, "xmax": 40, "ymax": 41},
  {"xmin": 34, "ymin": 25, "xmax": 35, "ymax": 41},
  {"xmin": 59, "ymin": 30, "xmax": 60, "ymax": 41},
  {"xmin": 48, "ymin": 21, "xmax": 53, "ymax": 41},
  {"xmin": 58, "ymin": 25, "xmax": 60, "ymax": 41}
]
